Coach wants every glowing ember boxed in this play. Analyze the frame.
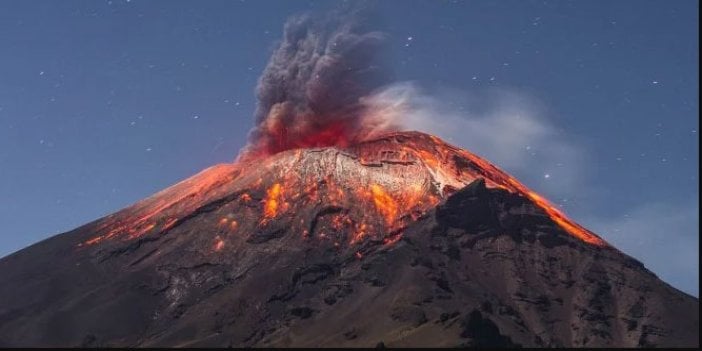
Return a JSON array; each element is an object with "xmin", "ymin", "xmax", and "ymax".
[
  {"xmin": 163, "ymin": 218, "xmax": 178, "ymax": 231},
  {"xmin": 213, "ymin": 237, "xmax": 225, "ymax": 251}
]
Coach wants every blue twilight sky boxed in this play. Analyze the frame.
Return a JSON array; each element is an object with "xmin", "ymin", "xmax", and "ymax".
[{"xmin": 0, "ymin": 0, "xmax": 698, "ymax": 295}]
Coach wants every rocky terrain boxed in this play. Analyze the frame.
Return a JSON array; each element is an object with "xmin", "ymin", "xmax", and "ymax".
[{"xmin": 0, "ymin": 132, "xmax": 697, "ymax": 347}]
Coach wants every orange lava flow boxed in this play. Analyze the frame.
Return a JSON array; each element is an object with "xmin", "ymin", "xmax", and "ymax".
[
  {"xmin": 378, "ymin": 133, "xmax": 606, "ymax": 247},
  {"xmin": 523, "ymin": 190, "xmax": 604, "ymax": 246},
  {"xmin": 80, "ymin": 164, "xmax": 238, "ymax": 246},
  {"xmin": 263, "ymin": 183, "xmax": 282, "ymax": 219},
  {"xmin": 456, "ymin": 149, "xmax": 606, "ymax": 247},
  {"xmin": 369, "ymin": 184, "xmax": 399, "ymax": 226},
  {"xmin": 78, "ymin": 131, "xmax": 606, "ymax": 250}
]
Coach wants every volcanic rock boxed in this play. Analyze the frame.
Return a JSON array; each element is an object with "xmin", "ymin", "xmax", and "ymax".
[{"xmin": 0, "ymin": 132, "xmax": 697, "ymax": 347}]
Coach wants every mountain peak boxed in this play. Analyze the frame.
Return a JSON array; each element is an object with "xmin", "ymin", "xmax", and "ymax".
[
  {"xmin": 0, "ymin": 131, "xmax": 696, "ymax": 347},
  {"xmin": 79, "ymin": 131, "xmax": 605, "ymax": 250}
]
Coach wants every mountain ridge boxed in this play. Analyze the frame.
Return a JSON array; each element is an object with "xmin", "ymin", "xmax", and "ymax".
[{"xmin": 0, "ymin": 131, "xmax": 697, "ymax": 347}]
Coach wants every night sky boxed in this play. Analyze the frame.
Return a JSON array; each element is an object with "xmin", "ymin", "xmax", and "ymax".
[{"xmin": 0, "ymin": 0, "xmax": 698, "ymax": 295}]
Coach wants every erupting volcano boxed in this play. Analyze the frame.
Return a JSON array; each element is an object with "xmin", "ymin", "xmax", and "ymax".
[
  {"xmin": 0, "ymin": 9, "xmax": 698, "ymax": 349},
  {"xmin": 0, "ymin": 131, "xmax": 698, "ymax": 347},
  {"xmin": 79, "ymin": 131, "xmax": 606, "ymax": 251}
]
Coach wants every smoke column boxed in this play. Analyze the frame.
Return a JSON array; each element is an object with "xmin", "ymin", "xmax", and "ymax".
[{"xmin": 238, "ymin": 9, "xmax": 399, "ymax": 161}]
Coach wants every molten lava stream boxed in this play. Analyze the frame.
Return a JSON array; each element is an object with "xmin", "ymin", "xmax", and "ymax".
[{"xmin": 456, "ymin": 148, "xmax": 607, "ymax": 247}]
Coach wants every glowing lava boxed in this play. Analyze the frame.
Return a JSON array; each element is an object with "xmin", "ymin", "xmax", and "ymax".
[
  {"xmin": 80, "ymin": 131, "xmax": 607, "ymax": 249},
  {"xmin": 263, "ymin": 183, "xmax": 282, "ymax": 219},
  {"xmin": 368, "ymin": 184, "xmax": 399, "ymax": 227},
  {"xmin": 79, "ymin": 163, "xmax": 240, "ymax": 246}
]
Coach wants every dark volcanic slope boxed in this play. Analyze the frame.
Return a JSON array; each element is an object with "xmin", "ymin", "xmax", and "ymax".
[{"xmin": 0, "ymin": 132, "xmax": 697, "ymax": 347}]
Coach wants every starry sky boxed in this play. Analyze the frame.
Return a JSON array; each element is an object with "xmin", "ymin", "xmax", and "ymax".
[{"xmin": 0, "ymin": 0, "xmax": 698, "ymax": 295}]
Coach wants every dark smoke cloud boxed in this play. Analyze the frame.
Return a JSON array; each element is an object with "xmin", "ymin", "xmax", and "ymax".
[{"xmin": 238, "ymin": 9, "xmax": 398, "ymax": 160}]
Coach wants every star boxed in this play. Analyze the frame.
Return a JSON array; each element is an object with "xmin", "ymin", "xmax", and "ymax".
[{"xmin": 405, "ymin": 36, "xmax": 414, "ymax": 47}]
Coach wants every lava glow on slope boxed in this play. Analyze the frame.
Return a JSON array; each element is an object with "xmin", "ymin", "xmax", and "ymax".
[
  {"xmin": 80, "ymin": 132, "xmax": 606, "ymax": 249},
  {"xmin": 79, "ymin": 164, "xmax": 240, "ymax": 246},
  {"xmin": 263, "ymin": 183, "xmax": 283, "ymax": 219}
]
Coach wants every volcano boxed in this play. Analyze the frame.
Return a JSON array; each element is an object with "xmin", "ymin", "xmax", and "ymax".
[{"xmin": 0, "ymin": 131, "xmax": 697, "ymax": 347}]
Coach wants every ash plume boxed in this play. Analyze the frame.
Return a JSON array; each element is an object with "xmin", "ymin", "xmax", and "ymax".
[{"xmin": 238, "ymin": 9, "xmax": 399, "ymax": 161}]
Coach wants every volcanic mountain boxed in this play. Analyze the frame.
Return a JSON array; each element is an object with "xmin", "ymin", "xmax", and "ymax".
[{"xmin": 0, "ymin": 131, "xmax": 697, "ymax": 347}]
